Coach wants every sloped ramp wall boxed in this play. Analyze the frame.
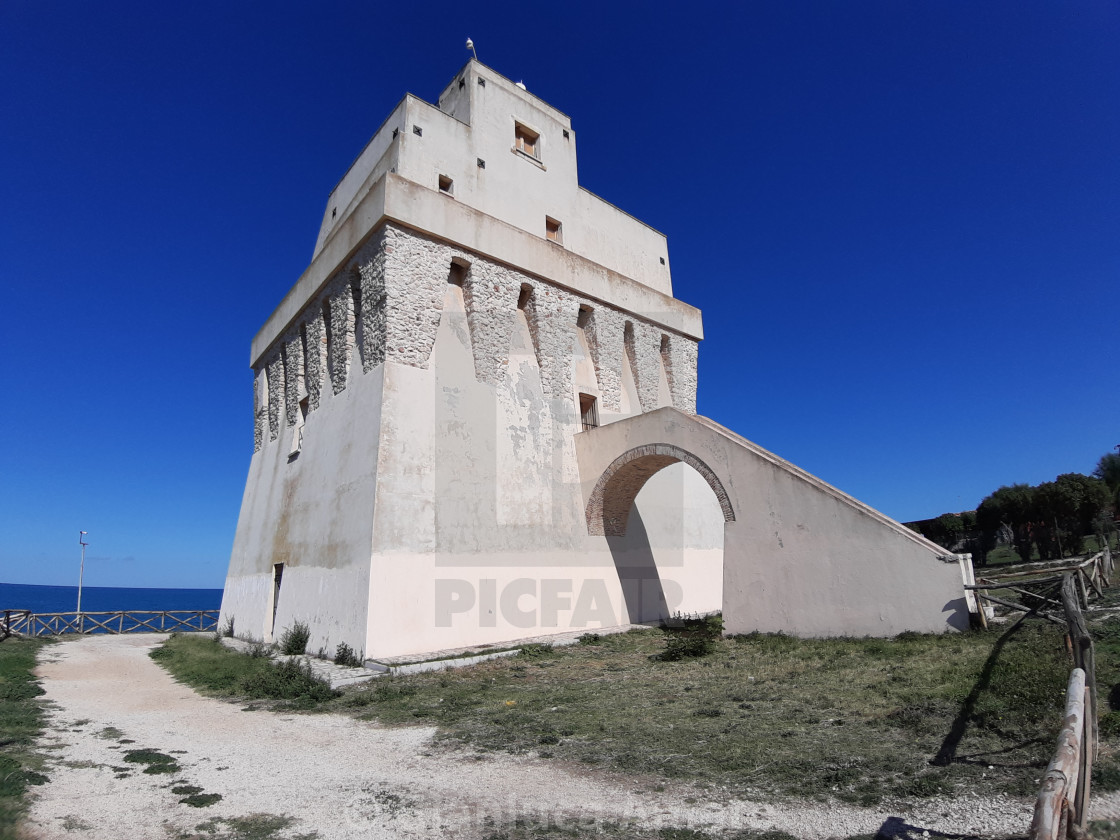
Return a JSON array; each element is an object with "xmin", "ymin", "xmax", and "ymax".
[{"xmin": 575, "ymin": 407, "xmax": 970, "ymax": 638}]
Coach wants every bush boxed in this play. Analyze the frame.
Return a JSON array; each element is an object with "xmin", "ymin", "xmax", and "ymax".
[
  {"xmin": 334, "ymin": 642, "xmax": 362, "ymax": 667},
  {"xmin": 659, "ymin": 613, "xmax": 724, "ymax": 661},
  {"xmin": 241, "ymin": 658, "xmax": 337, "ymax": 702},
  {"xmin": 278, "ymin": 621, "xmax": 311, "ymax": 655},
  {"xmin": 220, "ymin": 615, "xmax": 235, "ymax": 638}
]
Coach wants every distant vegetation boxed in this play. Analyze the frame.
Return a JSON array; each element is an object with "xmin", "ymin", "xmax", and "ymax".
[{"xmin": 907, "ymin": 450, "xmax": 1118, "ymax": 564}]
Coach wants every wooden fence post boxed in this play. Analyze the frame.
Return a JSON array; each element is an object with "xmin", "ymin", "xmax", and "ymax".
[{"xmin": 1030, "ymin": 668, "xmax": 1086, "ymax": 840}]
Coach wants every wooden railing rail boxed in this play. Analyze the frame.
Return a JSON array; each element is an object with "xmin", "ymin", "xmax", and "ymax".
[
  {"xmin": 1031, "ymin": 668, "xmax": 1088, "ymax": 840},
  {"xmin": 0, "ymin": 610, "xmax": 219, "ymax": 638},
  {"xmin": 1026, "ymin": 557, "xmax": 1108, "ymax": 840}
]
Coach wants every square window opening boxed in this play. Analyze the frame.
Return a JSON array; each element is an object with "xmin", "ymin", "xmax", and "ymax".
[
  {"xmin": 412, "ymin": 125, "xmax": 423, "ymax": 136},
  {"xmin": 545, "ymin": 216, "xmax": 563, "ymax": 244},
  {"xmin": 515, "ymin": 123, "xmax": 539, "ymax": 159},
  {"xmin": 439, "ymin": 175, "xmax": 454, "ymax": 195},
  {"xmin": 576, "ymin": 305, "xmax": 593, "ymax": 329}
]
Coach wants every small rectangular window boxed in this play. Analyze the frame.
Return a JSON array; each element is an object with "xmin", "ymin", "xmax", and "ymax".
[
  {"xmin": 412, "ymin": 125, "xmax": 423, "ymax": 136},
  {"xmin": 579, "ymin": 394, "xmax": 599, "ymax": 432},
  {"xmin": 439, "ymin": 175, "xmax": 453, "ymax": 195},
  {"xmin": 545, "ymin": 216, "xmax": 562, "ymax": 244},
  {"xmin": 478, "ymin": 77, "xmax": 486, "ymax": 87},
  {"xmin": 515, "ymin": 123, "xmax": 539, "ymax": 159}
]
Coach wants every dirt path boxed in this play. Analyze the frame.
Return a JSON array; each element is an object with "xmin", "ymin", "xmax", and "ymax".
[{"xmin": 26, "ymin": 634, "xmax": 1033, "ymax": 839}]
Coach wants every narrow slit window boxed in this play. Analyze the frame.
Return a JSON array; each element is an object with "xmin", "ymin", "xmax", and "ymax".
[
  {"xmin": 271, "ymin": 563, "xmax": 284, "ymax": 635},
  {"xmin": 576, "ymin": 305, "xmax": 592, "ymax": 329},
  {"xmin": 448, "ymin": 259, "xmax": 468, "ymax": 287},
  {"xmin": 579, "ymin": 394, "xmax": 599, "ymax": 432},
  {"xmin": 515, "ymin": 123, "xmax": 539, "ymax": 159},
  {"xmin": 545, "ymin": 217, "xmax": 562, "ymax": 244},
  {"xmin": 439, "ymin": 175, "xmax": 453, "ymax": 195},
  {"xmin": 517, "ymin": 283, "xmax": 532, "ymax": 310}
]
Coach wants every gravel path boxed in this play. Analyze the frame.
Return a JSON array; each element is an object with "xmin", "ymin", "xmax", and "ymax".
[{"xmin": 25, "ymin": 634, "xmax": 1035, "ymax": 839}]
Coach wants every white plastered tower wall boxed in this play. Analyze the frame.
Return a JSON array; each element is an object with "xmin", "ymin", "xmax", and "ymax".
[{"xmin": 221, "ymin": 61, "xmax": 724, "ymax": 658}]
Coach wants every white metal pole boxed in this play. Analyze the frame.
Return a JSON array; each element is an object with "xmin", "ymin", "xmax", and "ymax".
[{"xmin": 77, "ymin": 531, "xmax": 87, "ymax": 633}]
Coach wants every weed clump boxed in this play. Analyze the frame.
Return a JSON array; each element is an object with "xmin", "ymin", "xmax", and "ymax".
[
  {"xmin": 518, "ymin": 643, "xmax": 554, "ymax": 659},
  {"xmin": 659, "ymin": 614, "xmax": 724, "ymax": 661},
  {"xmin": 278, "ymin": 621, "xmax": 311, "ymax": 655},
  {"xmin": 334, "ymin": 642, "xmax": 362, "ymax": 667}
]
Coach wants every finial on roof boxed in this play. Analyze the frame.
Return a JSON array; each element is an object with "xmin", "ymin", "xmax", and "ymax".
[
  {"xmin": 466, "ymin": 38, "xmax": 477, "ymax": 61},
  {"xmin": 515, "ymin": 81, "xmax": 527, "ymax": 90}
]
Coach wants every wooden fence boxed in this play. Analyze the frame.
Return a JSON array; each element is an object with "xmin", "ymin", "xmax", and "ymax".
[
  {"xmin": 966, "ymin": 547, "xmax": 1112, "ymax": 840},
  {"xmin": 1, "ymin": 609, "xmax": 219, "ymax": 638}
]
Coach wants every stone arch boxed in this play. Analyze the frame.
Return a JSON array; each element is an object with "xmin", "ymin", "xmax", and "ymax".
[{"xmin": 585, "ymin": 443, "xmax": 735, "ymax": 536}]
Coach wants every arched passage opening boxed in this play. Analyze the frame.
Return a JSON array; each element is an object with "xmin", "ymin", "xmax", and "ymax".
[{"xmin": 585, "ymin": 444, "xmax": 736, "ymax": 537}]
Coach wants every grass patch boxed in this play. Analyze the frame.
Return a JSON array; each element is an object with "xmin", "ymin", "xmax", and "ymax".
[
  {"xmin": 181, "ymin": 792, "xmax": 223, "ymax": 808},
  {"xmin": 176, "ymin": 813, "xmax": 315, "ymax": 840},
  {"xmin": 477, "ymin": 815, "xmax": 800, "ymax": 839},
  {"xmin": 123, "ymin": 748, "xmax": 180, "ymax": 775},
  {"xmin": 151, "ymin": 635, "xmax": 337, "ymax": 707},
  {"xmin": 154, "ymin": 617, "xmax": 1075, "ymax": 804},
  {"xmin": 0, "ymin": 637, "xmax": 50, "ymax": 840}
]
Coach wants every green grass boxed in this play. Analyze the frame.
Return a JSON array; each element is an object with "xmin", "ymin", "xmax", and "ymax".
[
  {"xmin": 173, "ymin": 813, "xmax": 317, "ymax": 840},
  {"xmin": 154, "ymin": 622, "xmax": 1072, "ymax": 805},
  {"xmin": 151, "ymin": 634, "xmax": 337, "ymax": 707},
  {"xmin": 0, "ymin": 638, "xmax": 49, "ymax": 840}
]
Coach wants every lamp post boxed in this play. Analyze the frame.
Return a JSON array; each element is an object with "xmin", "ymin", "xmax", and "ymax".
[{"xmin": 77, "ymin": 531, "xmax": 88, "ymax": 633}]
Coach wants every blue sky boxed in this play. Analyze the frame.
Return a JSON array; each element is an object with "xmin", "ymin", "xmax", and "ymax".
[{"xmin": 2, "ymin": 1, "xmax": 1117, "ymax": 589}]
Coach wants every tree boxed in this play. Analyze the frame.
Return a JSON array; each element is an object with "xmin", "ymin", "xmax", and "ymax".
[
  {"xmin": 1094, "ymin": 452, "xmax": 1120, "ymax": 509},
  {"xmin": 1033, "ymin": 473, "xmax": 1111, "ymax": 559},
  {"xmin": 977, "ymin": 484, "xmax": 1035, "ymax": 560}
]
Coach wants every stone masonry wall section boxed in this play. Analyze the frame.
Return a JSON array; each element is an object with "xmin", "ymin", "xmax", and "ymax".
[
  {"xmin": 583, "ymin": 307, "xmax": 626, "ymax": 413},
  {"xmin": 266, "ymin": 354, "xmax": 284, "ymax": 442},
  {"xmin": 624, "ymin": 320, "xmax": 663, "ymax": 414},
  {"xmin": 283, "ymin": 336, "xmax": 302, "ymax": 427},
  {"xmin": 461, "ymin": 262, "xmax": 522, "ymax": 386},
  {"xmin": 326, "ymin": 279, "xmax": 354, "ymax": 395},
  {"xmin": 249, "ymin": 223, "xmax": 699, "ymax": 448},
  {"xmin": 522, "ymin": 282, "xmax": 581, "ymax": 401},
  {"xmin": 303, "ymin": 310, "xmax": 325, "ymax": 413},
  {"xmin": 253, "ymin": 369, "xmax": 264, "ymax": 452},
  {"xmin": 661, "ymin": 333, "xmax": 699, "ymax": 415}
]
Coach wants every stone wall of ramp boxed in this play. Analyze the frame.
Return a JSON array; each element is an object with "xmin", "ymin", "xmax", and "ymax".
[{"xmin": 574, "ymin": 408, "xmax": 970, "ymax": 638}]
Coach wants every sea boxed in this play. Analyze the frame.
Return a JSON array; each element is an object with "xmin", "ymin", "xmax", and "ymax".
[{"xmin": 0, "ymin": 582, "xmax": 224, "ymax": 615}]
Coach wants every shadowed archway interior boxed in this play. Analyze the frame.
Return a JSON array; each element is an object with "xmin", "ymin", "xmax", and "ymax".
[{"xmin": 585, "ymin": 443, "xmax": 735, "ymax": 537}]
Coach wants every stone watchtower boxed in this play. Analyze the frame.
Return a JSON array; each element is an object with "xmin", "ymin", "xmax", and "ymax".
[{"xmin": 220, "ymin": 61, "xmax": 728, "ymax": 659}]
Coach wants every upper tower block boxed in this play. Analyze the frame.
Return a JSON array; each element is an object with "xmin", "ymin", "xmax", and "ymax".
[{"xmin": 312, "ymin": 60, "xmax": 673, "ymax": 296}]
